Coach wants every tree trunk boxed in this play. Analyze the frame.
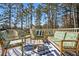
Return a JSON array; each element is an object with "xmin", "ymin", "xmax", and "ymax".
[{"xmin": 8, "ymin": 4, "xmax": 11, "ymax": 28}]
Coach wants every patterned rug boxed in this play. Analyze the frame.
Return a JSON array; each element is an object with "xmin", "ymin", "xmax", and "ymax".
[
  {"xmin": 0, "ymin": 40, "xmax": 77, "ymax": 56},
  {"xmin": 5, "ymin": 42, "xmax": 60, "ymax": 56}
]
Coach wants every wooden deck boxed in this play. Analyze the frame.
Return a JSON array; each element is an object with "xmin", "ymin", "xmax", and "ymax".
[{"xmin": 0, "ymin": 38, "xmax": 78, "ymax": 56}]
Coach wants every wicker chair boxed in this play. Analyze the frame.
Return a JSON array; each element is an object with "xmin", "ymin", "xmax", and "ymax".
[{"xmin": 0, "ymin": 29, "xmax": 24, "ymax": 56}]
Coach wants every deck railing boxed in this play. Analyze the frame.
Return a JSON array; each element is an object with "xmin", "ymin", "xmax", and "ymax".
[
  {"xmin": 52, "ymin": 28, "xmax": 79, "ymax": 32},
  {"xmin": 34, "ymin": 28, "xmax": 79, "ymax": 37},
  {"xmin": 40, "ymin": 28, "xmax": 79, "ymax": 32}
]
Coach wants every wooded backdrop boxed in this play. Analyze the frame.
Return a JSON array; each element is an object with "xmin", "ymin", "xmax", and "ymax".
[{"xmin": 0, "ymin": 3, "xmax": 79, "ymax": 30}]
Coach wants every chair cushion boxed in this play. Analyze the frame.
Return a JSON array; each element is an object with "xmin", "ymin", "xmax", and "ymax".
[
  {"xmin": 65, "ymin": 32, "xmax": 78, "ymax": 40},
  {"xmin": 63, "ymin": 32, "xmax": 78, "ymax": 47},
  {"xmin": 7, "ymin": 29, "xmax": 19, "ymax": 40},
  {"xmin": 63, "ymin": 42, "xmax": 76, "ymax": 48},
  {"xmin": 31, "ymin": 40, "xmax": 44, "ymax": 45},
  {"xmin": 53, "ymin": 31, "xmax": 66, "ymax": 42},
  {"xmin": 10, "ymin": 39, "xmax": 22, "ymax": 45}
]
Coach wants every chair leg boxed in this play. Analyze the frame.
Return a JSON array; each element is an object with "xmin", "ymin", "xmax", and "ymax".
[
  {"xmin": 60, "ymin": 50, "xmax": 63, "ymax": 56},
  {"xmin": 24, "ymin": 39, "xmax": 26, "ymax": 45},
  {"xmin": 4, "ymin": 49, "xmax": 8, "ymax": 56},
  {"xmin": 1, "ymin": 49, "xmax": 5, "ymax": 56},
  {"xmin": 60, "ymin": 47, "xmax": 63, "ymax": 56},
  {"xmin": 1, "ymin": 48, "xmax": 7, "ymax": 56},
  {"xmin": 21, "ymin": 45, "xmax": 23, "ymax": 56},
  {"xmin": 76, "ymin": 50, "xmax": 78, "ymax": 56}
]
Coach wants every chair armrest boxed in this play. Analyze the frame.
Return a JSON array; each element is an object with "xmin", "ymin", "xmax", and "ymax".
[
  {"xmin": 9, "ymin": 36, "xmax": 18, "ymax": 38},
  {"xmin": 24, "ymin": 35, "xmax": 31, "ymax": 39},
  {"xmin": 61, "ymin": 40, "xmax": 78, "ymax": 42},
  {"xmin": 1, "ymin": 37, "xmax": 24, "ymax": 49}
]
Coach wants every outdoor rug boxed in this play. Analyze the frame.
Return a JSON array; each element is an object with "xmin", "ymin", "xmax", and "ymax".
[{"xmin": 5, "ymin": 42, "xmax": 60, "ymax": 56}]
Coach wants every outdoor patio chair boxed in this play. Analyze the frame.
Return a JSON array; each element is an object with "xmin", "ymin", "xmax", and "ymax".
[
  {"xmin": 0, "ymin": 29, "xmax": 25, "ymax": 56},
  {"xmin": 61, "ymin": 32, "xmax": 79, "ymax": 55},
  {"xmin": 30, "ymin": 29, "xmax": 45, "ymax": 44},
  {"xmin": 17, "ymin": 30, "xmax": 30, "ymax": 45},
  {"xmin": 48, "ymin": 31, "xmax": 66, "ymax": 55},
  {"xmin": 30, "ymin": 29, "xmax": 45, "ymax": 50}
]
